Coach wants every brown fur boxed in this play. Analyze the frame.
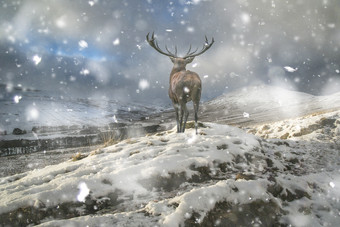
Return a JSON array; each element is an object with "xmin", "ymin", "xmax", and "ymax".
[{"xmin": 168, "ymin": 58, "xmax": 201, "ymax": 134}]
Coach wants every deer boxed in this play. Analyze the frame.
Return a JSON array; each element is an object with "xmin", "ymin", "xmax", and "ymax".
[{"xmin": 146, "ymin": 32, "xmax": 214, "ymax": 134}]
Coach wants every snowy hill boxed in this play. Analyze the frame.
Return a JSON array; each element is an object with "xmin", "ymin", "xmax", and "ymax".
[
  {"xmin": 200, "ymin": 85, "xmax": 340, "ymax": 126},
  {"xmin": 1, "ymin": 111, "xmax": 339, "ymax": 226}
]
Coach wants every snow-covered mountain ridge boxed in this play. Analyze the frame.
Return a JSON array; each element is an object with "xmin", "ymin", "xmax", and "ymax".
[
  {"xmin": 200, "ymin": 85, "xmax": 340, "ymax": 126},
  {"xmin": 1, "ymin": 109, "xmax": 339, "ymax": 226}
]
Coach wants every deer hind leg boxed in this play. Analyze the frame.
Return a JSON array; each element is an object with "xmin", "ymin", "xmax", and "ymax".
[
  {"xmin": 193, "ymin": 101, "xmax": 199, "ymax": 134},
  {"xmin": 181, "ymin": 103, "xmax": 189, "ymax": 133},
  {"xmin": 173, "ymin": 103, "xmax": 180, "ymax": 133}
]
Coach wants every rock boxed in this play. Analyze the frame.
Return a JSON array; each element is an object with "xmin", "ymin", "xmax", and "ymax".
[
  {"xmin": 319, "ymin": 118, "xmax": 336, "ymax": 128},
  {"xmin": 31, "ymin": 126, "xmax": 40, "ymax": 133},
  {"xmin": 280, "ymin": 133, "xmax": 289, "ymax": 139},
  {"xmin": 12, "ymin": 128, "xmax": 27, "ymax": 135},
  {"xmin": 235, "ymin": 173, "xmax": 256, "ymax": 181}
]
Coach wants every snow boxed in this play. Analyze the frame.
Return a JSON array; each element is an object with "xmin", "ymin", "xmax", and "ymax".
[
  {"xmin": 1, "ymin": 109, "xmax": 340, "ymax": 226},
  {"xmin": 138, "ymin": 79, "xmax": 150, "ymax": 91},
  {"xmin": 77, "ymin": 182, "xmax": 90, "ymax": 202},
  {"xmin": 241, "ymin": 12, "xmax": 251, "ymax": 24},
  {"xmin": 284, "ymin": 66, "xmax": 298, "ymax": 72},
  {"xmin": 78, "ymin": 40, "xmax": 88, "ymax": 49},
  {"xmin": 202, "ymin": 85, "xmax": 340, "ymax": 126},
  {"xmin": 32, "ymin": 55, "xmax": 42, "ymax": 65},
  {"xmin": 13, "ymin": 95, "xmax": 22, "ymax": 104},
  {"xmin": 247, "ymin": 109, "xmax": 340, "ymax": 142},
  {"xmin": 113, "ymin": 38, "xmax": 120, "ymax": 46},
  {"xmin": 183, "ymin": 86, "xmax": 190, "ymax": 93},
  {"xmin": 80, "ymin": 68, "xmax": 90, "ymax": 75},
  {"xmin": 243, "ymin": 112, "xmax": 250, "ymax": 118}
]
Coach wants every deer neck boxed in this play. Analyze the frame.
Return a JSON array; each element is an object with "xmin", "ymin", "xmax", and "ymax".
[{"xmin": 170, "ymin": 65, "xmax": 186, "ymax": 77}]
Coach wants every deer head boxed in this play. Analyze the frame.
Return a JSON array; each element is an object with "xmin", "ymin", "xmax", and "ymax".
[{"xmin": 146, "ymin": 32, "xmax": 214, "ymax": 72}]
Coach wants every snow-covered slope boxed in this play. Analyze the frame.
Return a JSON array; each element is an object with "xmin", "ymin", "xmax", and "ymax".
[
  {"xmin": 247, "ymin": 110, "xmax": 340, "ymax": 142},
  {"xmin": 200, "ymin": 85, "xmax": 340, "ymax": 126},
  {"xmin": 1, "ymin": 113, "xmax": 339, "ymax": 226}
]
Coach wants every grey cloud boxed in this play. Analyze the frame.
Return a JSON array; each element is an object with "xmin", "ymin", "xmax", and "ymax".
[{"xmin": 0, "ymin": 0, "xmax": 339, "ymax": 106}]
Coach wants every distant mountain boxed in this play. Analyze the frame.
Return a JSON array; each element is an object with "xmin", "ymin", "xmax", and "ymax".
[
  {"xmin": 0, "ymin": 86, "xmax": 160, "ymax": 133},
  {"xmin": 199, "ymin": 84, "xmax": 340, "ymax": 126}
]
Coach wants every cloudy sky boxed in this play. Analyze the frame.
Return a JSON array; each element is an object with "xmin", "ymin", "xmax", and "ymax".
[{"xmin": 1, "ymin": 0, "xmax": 340, "ymax": 106}]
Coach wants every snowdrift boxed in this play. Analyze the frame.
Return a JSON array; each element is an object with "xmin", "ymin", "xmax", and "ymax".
[{"xmin": 1, "ymin": 111, "xmax": 340, "ymax": 226}]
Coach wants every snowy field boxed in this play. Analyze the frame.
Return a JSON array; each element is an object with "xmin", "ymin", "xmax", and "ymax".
[
  {"xmin": 0, "ymin": 108, "xmax": 339, "ymax": 226},
  {"xmin": 2, "ymin": 0, "xmax": 340, "ymax": 225}
]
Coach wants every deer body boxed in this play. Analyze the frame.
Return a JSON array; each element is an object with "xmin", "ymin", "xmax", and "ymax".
[
  {"xmin": 146, "ymin": 33, "xmax": 214, "ymax": 134},
  {"xmin": 169, "ymin": 60, "xmax": 201, "ymax": 133}
]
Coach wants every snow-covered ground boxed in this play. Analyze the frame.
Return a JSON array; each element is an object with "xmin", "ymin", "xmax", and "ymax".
[{"xmin": 1, "ymin": 109, "xmax": 339, "ymax": 226}]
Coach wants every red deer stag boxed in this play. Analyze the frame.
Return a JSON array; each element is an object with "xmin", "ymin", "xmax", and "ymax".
[{"xmin": 146, "ymin": 32, "xmax": 214, "ymax": 134}]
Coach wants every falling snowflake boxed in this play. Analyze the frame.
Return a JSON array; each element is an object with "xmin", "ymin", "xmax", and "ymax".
[
  {"xmin": 241, "ymin": 13, "xmax": 251, "ymax": 24},
  {"xmin": 14, "ymin": 95, "xmax": 22, "ymax": 104},
  {"xmin": 284, "ymin": 66, "xmax": 298, "ymax": 72},
  {"xmin": 187, "ymin": 27, "xmax": 195, "ymax": 33},
  {"xmin": 80, "ymin": 69, "xmax": 90, "ymax": 75},
  {"xmin": 26, "ymin": 107, "xmax": 39, "ymax": 121},
  {"xmin": 55, "ymin": 16, "xmax": 66, "ymax": 28},
  {"xmin": 183, "ymin": 87, "xmax": 190, "ymax": 93},
  {"xmin": 78, "ymin": 40, "xmax": 88, "ymax": 49},
  {"xmin": 113, "ymin": 38, "xmax": 120, "ymax": 46},
  {"xmin": 230, "ymin": 72, "xmax": 239, "ymax": 78},
  {"xmin": 113, "ymin": 115, "xmax": 118, "ymax": 123},
  {"xmin": 139, "ymin": 79, "xmax": 150, "ymax": 90},
  {"xmin": 32, "ymin": 55, "xmax": 42, "ymax": 65}
]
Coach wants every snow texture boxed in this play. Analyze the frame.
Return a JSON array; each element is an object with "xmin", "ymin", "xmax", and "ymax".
[{"xmin": 1, "ymin": 110, "xmax": 340, "ymax": 226}]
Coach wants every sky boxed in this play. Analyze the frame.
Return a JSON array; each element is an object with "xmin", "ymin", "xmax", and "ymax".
[{"xmin": 1, "ymin": 0, "xmax": 340, "ymax": 106}]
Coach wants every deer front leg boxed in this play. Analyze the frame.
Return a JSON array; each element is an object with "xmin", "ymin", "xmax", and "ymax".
[
  {"xmin": 179, "ymin": 105, "xmax": 184, "ymax": 133},
  {"xmin": 193, "ymin": 101, "xmax": 199, "ymax": 135}
]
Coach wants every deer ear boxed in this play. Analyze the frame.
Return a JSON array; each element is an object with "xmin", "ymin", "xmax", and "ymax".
[
  {"xmin": 185, "ymin": 57, "xmax": 194, "ymax": 63},
  {"xmin": 170, "ymin": 57, "xmax": 175, "ymax": 63}
]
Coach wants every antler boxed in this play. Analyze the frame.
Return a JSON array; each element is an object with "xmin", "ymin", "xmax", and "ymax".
[
  {"xmin": 146, "ymin": 32, "xmax": 178, "ymax": 58},
  {"xmin": 146, "ymin": 32, "xmax": 214, "ymax": 59},
  {"xmin": 183, "ymin": 36, "xmax": 214, "ymax": 59}
]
